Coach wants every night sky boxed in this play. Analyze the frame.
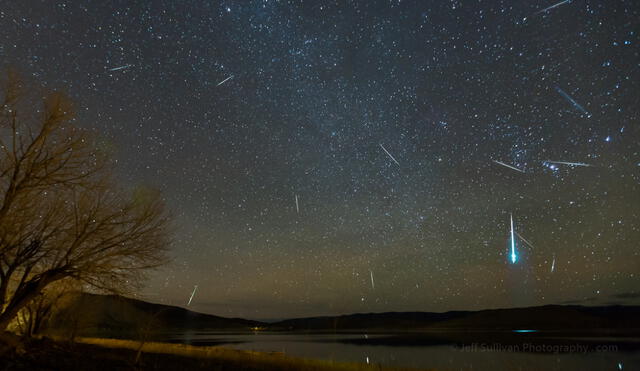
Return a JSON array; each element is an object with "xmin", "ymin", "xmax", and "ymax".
[{"xmin": 1, "ymin": 0, "xmax": 638, "ymax": 320}]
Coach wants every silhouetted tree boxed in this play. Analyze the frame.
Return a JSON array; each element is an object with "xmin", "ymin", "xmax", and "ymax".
[{"xmin": 0, "ymin": 71, "xmax": 170, "ymax": 331}]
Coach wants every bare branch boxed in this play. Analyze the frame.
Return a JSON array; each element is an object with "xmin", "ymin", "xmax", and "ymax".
[{"xmin": 0, "ymin": 71, "xmax": 170, "ymax": 330}]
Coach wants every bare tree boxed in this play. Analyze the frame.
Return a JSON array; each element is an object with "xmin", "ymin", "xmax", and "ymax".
[{"xmin": 0, "ymin": 71, "xmax": 170, "ymax": 331}]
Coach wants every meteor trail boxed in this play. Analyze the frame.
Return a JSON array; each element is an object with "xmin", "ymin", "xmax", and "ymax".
[
  {"xmin": 494, "ymin": 160, "xmax": 525, "ymax": 173},
  {"xmin": 510, "ymin": 213, "xmax": 517, "ymax": 264},
  {"xmin": 551, "ymin": 255, "xmax": 556, "ymax": 273},
  {"xmin": 515, "ymin": 231, "xmax": 535, "ymax": 250},
  {"xmin": 379, "ymin": 144, "xmax": 400, "ymax": 166},
  {"xmin": 187, "ymin": 285, "xmax": 198, "ymax": 306},
  {"xmin": 108, "ymin": 64, "xmax": 132, "ymax": 72},
  {"xmin": 556, "ymin": 86, "xmax": 591, "ymax": 117},
  {"xmin": 370, "ymin": 270, "xmax": 375, "ymax": 289},
  {"xmin": 545, "ymin": 160, "xmax": 592, "ymax": 167},
  {"xmin": 535, "ymin": 0, "xmax": 572, "ymax": 14},
  {"xmin": 295, "ymin": 194, "xmax": 299, "ymax": 213},
  {"xmin": 217, "ymin": 75, "xmax": 234, "ymax": 86}
]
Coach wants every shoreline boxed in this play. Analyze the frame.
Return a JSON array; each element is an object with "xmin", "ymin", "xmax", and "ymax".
[{"xmin": 1, "ymin": 333, "xmax": 430, "ymax": 371}]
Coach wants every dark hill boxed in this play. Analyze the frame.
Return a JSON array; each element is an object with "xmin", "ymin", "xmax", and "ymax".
[
  {"xmin": 269, "ymin": 305, "xmax": 640, "ymax": 332},
  {"xmin": 429, "ymin": 304, "xmax": 640, "ymax": 331},
  {"xmin": 47, "ymin": 293, "xmax": 264, "ymax": 337},
  {"xmin": 269, "ymin": 311, "xmax": 471, "ymax": 331},
  {"xmin": 46, "ymin": 293, "xmax": 640, "ymax": 336}
]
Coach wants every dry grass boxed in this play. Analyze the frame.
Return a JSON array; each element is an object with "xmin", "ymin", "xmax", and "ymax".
[{"xmin": 77, "ymin": 337, "xmax": 431, "ymax": 371}]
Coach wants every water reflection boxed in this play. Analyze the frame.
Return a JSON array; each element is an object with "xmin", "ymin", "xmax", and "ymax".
[{"xmin": 165, "ymin": 331, "xmax": 640, "ymax": 371}]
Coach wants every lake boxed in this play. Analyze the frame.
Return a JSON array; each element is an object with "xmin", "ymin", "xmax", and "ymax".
[{"xmin": 165, "ymin": 331, "xmax": 640, "ymax": 370}]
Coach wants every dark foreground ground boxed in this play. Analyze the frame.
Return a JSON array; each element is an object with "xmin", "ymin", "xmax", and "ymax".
[
  {"xmin": 2, "ymin": 338, "xmax": 209, "ymax": 371},
  {"xmin": 0, "ymin": 333, "xmax": 424, "ymax": 371}
]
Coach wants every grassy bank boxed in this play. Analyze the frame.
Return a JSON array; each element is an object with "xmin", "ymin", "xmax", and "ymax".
[{"xmin": 0, "ymin": 333, "xmax": 431, "ymax": 371}]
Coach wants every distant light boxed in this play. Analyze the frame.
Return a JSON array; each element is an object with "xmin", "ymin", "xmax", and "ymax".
[
  {"xmin": 513, "ymin": 329, "xmax": 538, "ymax": 333},
  {"xmin": 605, "ymin": 136, "xmax": 611, "ymax": 142}
]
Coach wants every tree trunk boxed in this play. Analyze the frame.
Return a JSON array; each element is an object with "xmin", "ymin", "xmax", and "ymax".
[
  {"xmin": 0, "ymin": 265, "xmax": 17, "ymax": 312},
  {"xmin": 0, "ymin": 271, "xmax": 64, "ymax": 331}
]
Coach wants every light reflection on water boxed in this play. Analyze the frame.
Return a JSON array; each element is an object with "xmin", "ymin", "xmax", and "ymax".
[{"xmin": 165, "ymin": 332, "xmax": 640, "ymax": 371}]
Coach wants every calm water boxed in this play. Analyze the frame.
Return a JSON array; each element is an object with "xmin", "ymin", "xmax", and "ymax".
[{"xmin": 165, "ymin": 331, "xmax": 640, "ymax": 371}]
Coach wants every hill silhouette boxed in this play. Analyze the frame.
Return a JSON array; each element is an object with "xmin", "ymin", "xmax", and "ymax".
[
  {"xmin": 269, "ymin": 305, "xmax": 640, "ymax": 332},
  {"xmin": 46, "ymin": 293, "xmax": 640, "ymax": 337},
  {"xmin": 47, "ymin": 293, "xmax": 264, "ymax": 338},
  {"xmin": 426, "ymin": 304, "xmax": 640, "ymax": 331},
  {"xmin": 269, "ymin": 311, "xmax": 471, "ymax": 331}
]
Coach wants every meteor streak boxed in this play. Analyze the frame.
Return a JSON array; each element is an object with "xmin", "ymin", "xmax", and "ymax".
[
  {"xmin": 379, "ymin": 144, "xmax": 400, "ymax": 166},
  {"xmin": 551, "ymin": 255, "xmax": 556, "ymax": 273},
  {"xmin": 515, "ymin": 231, "xmax": 535, "ymax": 250},
  {"xmin": 535, "ymin": 0, "xmax": 572, "ymax": 14},
  {"xmin": 556, "ymin": 86, "xmax": 591, "ymax": 117},
  {"xmin": 217, "ymin": 75, "xmax": 234, "ymax": 86},
  {"xmin": 108, "ymin": 64, "xmax": 132, "ymax": 72},
  {"xmin": 545, "ymin": 160, "xmax": 592, "ymax": 167},
  {"xmin": 494, "ymin": 160, "xmax": 525, "ymax": 173},
  {"xmin": 187, "ymin": 285, "xmax": 198, "ymax": 306},
  {"xmin": 510, "ymin": 214, "xmax": 517, "ymax": 264},
  {"xmin": 295, "ymin": 194, "xmax": 299, "ymax": 213},
  {"xmin": 370, "ymin": 270, "xmax": 375, "ymax": 289}
]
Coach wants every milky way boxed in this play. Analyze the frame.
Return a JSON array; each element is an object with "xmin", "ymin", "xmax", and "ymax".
[{"xmin": 1, "ymin": 0, "xmax": 638, "ymax": 319}]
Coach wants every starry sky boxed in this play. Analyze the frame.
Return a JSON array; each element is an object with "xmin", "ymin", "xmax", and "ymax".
[{"xmin": 1, "ymin": 0, "xmax": 638, "ymax": 320}]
